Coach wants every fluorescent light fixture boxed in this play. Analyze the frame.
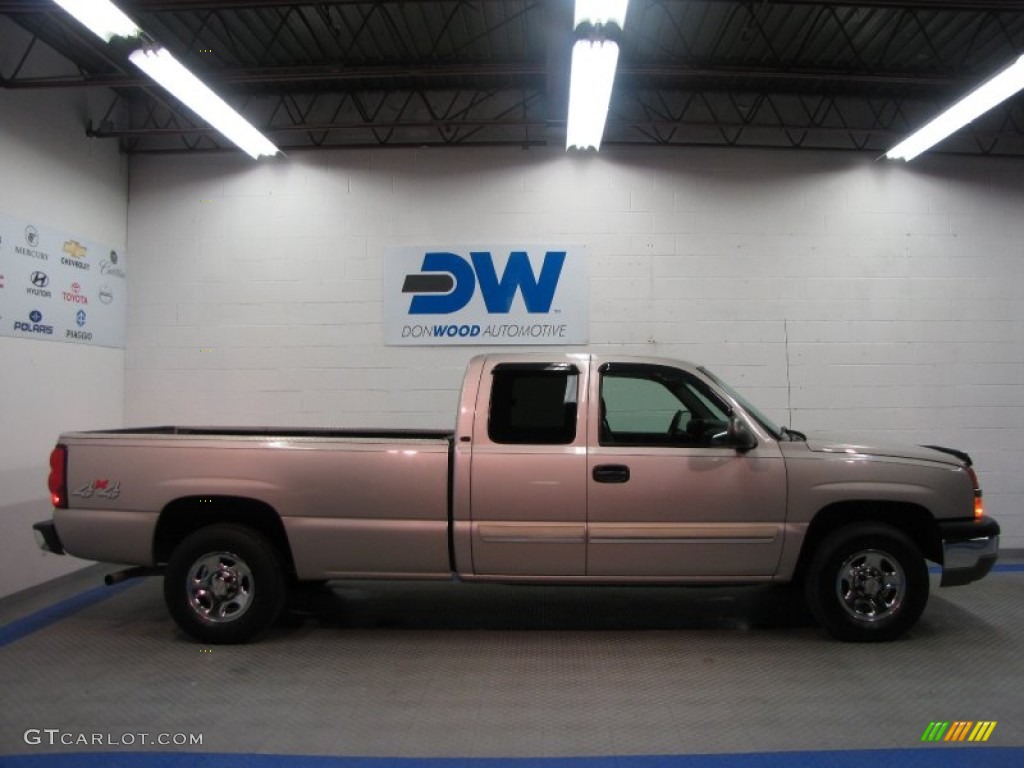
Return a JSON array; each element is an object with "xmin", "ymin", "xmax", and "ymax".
[
  {"xmin": 887, "ymin": 53, "xmax": 1024, "ymax": 161},
  {"xmin": 52, "ymin": 0, "xmax": 141, "ymax": 42},
  {"xmin": 575, "ymin": 0, "xmax": 629, "ymax": 30},
  {"xmin": 129, "ymin": 47, "xmax": 279, "ymax": 159},
  {"xmin": 566, "ymin": 39, "xmax": 619, "ymax": 150}
]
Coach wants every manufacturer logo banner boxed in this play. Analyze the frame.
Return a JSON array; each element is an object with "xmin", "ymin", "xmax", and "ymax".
[
  {"xmin": 384, "ymin": 245, "xmax": 588, "ymax": 346},
  {"xmin": 0, "ymin": 210, "xmax": 126, "ymax": 349}
]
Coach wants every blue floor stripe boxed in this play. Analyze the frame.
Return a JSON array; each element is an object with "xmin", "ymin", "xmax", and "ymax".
[
  {"xmin": 0, "ymin": 749, "xmax": 1021, "ymax": 768},
  {"xmin": 0, "ymin": 580, "xmax": 138, "ymax": 649},
  {"xmin": 928, "ymin": 563, "xmax": 1023, "ymax": 575}
]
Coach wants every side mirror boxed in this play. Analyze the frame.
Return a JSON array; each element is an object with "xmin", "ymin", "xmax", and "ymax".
[{"xmin": 728, "ymin": 417, "xmax": 758, "ymax": 452}]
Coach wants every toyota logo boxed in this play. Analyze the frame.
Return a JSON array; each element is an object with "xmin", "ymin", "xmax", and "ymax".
[{"xmin": 30, "ymin": 271, "xmax": 49, "ymax": 288}]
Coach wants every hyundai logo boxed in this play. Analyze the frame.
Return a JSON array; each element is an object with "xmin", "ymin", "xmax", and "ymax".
[{"xmin": 30, "ymin": 271, "xmax": 49, "ymax": 288}]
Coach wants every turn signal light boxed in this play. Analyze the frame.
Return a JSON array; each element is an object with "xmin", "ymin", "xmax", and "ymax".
[
  {"xmin": 967, "ymin": 466, "xmax": 983, "ymax": 519},
  {"xmin": 48, "ymin": 445, "xmax": 68, "ymax": 509}
]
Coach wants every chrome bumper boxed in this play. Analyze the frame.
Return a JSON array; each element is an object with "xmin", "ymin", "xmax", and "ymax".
[{"xmin": 939, "ymin": 517, "xmax": 1000, "ymax": 587}]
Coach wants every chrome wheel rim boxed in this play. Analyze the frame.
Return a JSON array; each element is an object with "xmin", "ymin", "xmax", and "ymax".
[
  {"xmin": 836, "ymin": 548, "xmax": 906, "ymax": 623},
  {"xmin": 186, "ymin": 551, "xmax": 254, "ymax": 623}
]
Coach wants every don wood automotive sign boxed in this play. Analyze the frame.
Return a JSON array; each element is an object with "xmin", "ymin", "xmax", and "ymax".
[{"xmin": 383, "ymin": 245, "xmax": 588, "ymax": 346}]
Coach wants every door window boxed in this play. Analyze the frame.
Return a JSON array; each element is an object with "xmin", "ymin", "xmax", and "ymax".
[
  {"xmin": 600, "ymin": 365, "xmax": 731, "ymax": 447},
  {"xmin": 489, "ymin": 365, "xmax": 579, "ymax": 445}
]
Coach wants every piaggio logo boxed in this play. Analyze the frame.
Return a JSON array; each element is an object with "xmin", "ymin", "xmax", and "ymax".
[
  {"xmin": 402, "ymin": 250, "xmax": 566, "ymax": 315},
  {"xmin": 921, "ymin": 721, "xmax": 997, "ymax": 743}
]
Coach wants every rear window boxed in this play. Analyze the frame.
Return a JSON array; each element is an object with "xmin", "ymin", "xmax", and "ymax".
[{"xmin": 488, "ymin": 366, "xmax": 579, "ymax": 445}]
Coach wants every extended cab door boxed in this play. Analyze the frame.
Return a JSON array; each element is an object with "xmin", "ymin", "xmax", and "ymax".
[
  {"xmin": 467, "ymin": 359, "xmax": 588, "ymax": 577},
  {"xmin": 587, "ymin": 362, "xmax": 786, "ymax": 579}
]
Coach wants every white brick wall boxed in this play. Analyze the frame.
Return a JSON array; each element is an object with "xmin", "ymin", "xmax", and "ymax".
[
  {"xmin": 0, "ymin": 24, "xmax": 128, "ymax": 596},
  {"xmin": 126, "ymin": 147, "xmax": 1024, "ymax": 549}
]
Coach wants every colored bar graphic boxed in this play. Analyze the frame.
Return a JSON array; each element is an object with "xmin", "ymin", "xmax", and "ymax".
[
  {"xmin": 969, "ymin": 722, "xmax": 998, "ymax": 742},
  {"xmin": 922, "ymin": 721, "xmax": 996, "ymax": 742},
  {"xmin": 945, "ymin": 722, "xmax": 972, "ymax": 741}
]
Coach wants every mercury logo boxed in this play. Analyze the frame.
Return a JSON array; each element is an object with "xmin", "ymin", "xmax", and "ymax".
[
  {"xmin": 403, "ymin": 250, "xmax": 566, "ymax": 315},
  {"xmin": 25, "ymin": 225, "xmax": 39, "ymax": 247}
]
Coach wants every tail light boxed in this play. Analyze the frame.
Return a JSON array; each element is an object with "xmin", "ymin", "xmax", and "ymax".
[
  {"xmin": 966, "ymin": 465, "xmax": 983, "ymax": 520},
  {"xmin": 48, "ymin": 445, "xmax": 68, "ymax": 509}
]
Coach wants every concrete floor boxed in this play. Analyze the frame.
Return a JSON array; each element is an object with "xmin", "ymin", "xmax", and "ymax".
[{"xmin": 1, "ymin": 557, "xmax": 1022, "ymax": 768}]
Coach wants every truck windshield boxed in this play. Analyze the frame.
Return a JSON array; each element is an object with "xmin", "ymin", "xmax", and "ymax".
[{"xmin": 699, "ymin": 367, "xmax": 783, "ymax": 439}]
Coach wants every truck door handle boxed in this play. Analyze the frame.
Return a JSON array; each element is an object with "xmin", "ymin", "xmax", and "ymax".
[{"xmin": 593, "ymin": 464, "xmax": 630, "ymax": 483}]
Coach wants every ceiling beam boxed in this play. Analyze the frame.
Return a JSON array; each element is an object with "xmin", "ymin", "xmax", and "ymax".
[
  {"xmin": 0, "ymin": 62, "xmax": 967, "ymax": 91},
  {"xmin": 5, "ymin": 1, "xmax": 1024, "ymax": 12}
]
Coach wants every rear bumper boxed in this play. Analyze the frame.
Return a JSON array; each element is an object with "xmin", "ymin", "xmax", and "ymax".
[
  {"xmin": 33, "ymin": 520, "xmax": 66, "ymax": 556},
  {"xmin": 939, "ymin": 516, "xmax": 1000, "ymax": 587}
]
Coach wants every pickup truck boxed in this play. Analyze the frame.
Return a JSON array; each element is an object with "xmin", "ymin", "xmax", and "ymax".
[{"xmin": 34, "ymin": 352, "xmax": 999, "ymax": 644}]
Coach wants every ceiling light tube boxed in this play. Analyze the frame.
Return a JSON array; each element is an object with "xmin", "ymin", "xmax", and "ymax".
[
  {"xmin": 566, "ymin": 39, "xmax": 620, "ymax": 151},
  {"xmin": 575, "ymin": 0, "xmax": 629, "ymax": 30},
  {"xmin": 51, "ymin": 0, "xmax": 141, "ymax": 42},
  {"xmin": 129, "ymin": 47, "xmax": 279, "ymax": 159},
  {"xmin": 886, "ymin": 53, "xmax": 1024, "ymax": 161}
]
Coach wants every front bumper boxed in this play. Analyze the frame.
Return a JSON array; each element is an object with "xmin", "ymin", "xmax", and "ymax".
[
  {"xmin": 939, "ymin": 516, "xmax": 1000, "ymax": 587},
  {"xmin": 33, "ymin": 520, "xmax": 65, "ymax": 556}
]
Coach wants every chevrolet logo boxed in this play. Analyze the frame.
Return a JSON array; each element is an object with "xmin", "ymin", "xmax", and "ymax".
[{"xmin": 63, "ymin": 240, "xmax": 88, "ymax": 260}]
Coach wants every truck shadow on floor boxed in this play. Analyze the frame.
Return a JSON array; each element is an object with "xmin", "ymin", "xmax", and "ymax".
[{"xmin": 281, "ymin": 581, "xmax": 816, "ymax": 634}]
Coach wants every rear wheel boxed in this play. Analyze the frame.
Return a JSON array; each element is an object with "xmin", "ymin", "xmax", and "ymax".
[
  {"xmin": 804, "ymin": 523, "xmax": 929, "ymax": 642},
  {"xmin": 164, "ymin": 524, "xmax": 286, "ymax": 644}
]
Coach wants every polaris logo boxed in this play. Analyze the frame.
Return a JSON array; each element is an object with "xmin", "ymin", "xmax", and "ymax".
[{"xmin": 402, "ymin": 251, "xmax": 566, "ymax": 315}]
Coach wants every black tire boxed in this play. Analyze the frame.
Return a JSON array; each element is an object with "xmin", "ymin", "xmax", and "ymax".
[
  {"xmin": 804, "ymin": 522, "xmax": 929, "ymax": 642},
  {"xmin": 164, "ymin": 524, "xmax": 286, "ymax": 644}
]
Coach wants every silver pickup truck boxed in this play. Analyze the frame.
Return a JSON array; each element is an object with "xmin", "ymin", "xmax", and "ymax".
[{"xmin": 34, "ymin": 353, "xmax": 999, "ymax": 644}]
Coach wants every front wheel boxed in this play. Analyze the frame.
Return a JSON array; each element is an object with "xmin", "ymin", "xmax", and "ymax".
[
  {"xmin": 804, "ymin": 523, "xmax": 929, "ymax": 642},
  {"xmin": 164, "ymin": 524, "xmax": 286, "ymax": 644}
]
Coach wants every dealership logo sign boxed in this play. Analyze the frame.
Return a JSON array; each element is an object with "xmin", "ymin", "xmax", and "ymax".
[{"xmin": 385, "ymin": 246, "xmax": 587, "ymax": 346}]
